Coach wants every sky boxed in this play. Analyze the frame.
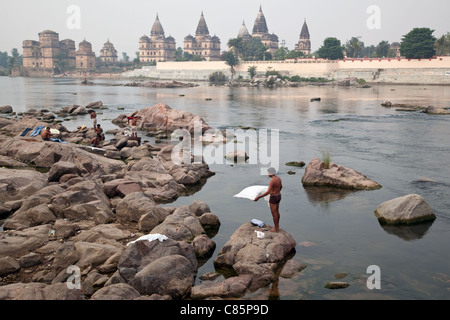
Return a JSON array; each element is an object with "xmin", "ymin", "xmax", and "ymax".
[{"xmin": 0, "ymin": 0, "xmax": 449, "ymax": 59}]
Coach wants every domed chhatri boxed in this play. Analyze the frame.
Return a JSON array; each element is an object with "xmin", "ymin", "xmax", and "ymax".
[
  {"xmin": 183, "ymin": 12, "xmax": 221, "ymax": 61},
  {"xmin": 139, "ymin": 14, "xmax": 176, "ymax": 63}
]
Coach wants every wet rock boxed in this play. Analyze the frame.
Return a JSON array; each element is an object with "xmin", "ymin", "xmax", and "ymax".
[
  {"xmin": 325, "ymin": 281, "xmax": 350, "ymax": 289},
  {"xmin": 423, "ymin": 106, "xmax": 450, "ymax": 114},
  {"xmin": 279, "ymin": 259, "xmax": 307, "ymax": 278},
  {"xmin": 0, "ymin": 105, "xmax": 13, "ymax": 113},
  {"xmin": 302, "ymin": 158, "xmax": 382, "ymax": 190},
  {"xmin": 225, "ymin": 150, "xmax": 249, "ymax": 163},
  {"xmin": 375, "ymin": 194, "xmax": 436, "ymax": 225},
  {"xmin": 190, "ymin": 274, "xmax": 253, "ymax": 299},
  {"xmin": 86, "ymin": 101, "xmax": 104, "ymax": 109},
  {"xmin": 286, "ymin": 161, "xmax": 305, "ymax": 167}
]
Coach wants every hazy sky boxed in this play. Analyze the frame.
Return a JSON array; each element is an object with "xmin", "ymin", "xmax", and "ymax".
[{"xmin": 1, "ymin": 0, "xmax": 449, "ymax": 59}]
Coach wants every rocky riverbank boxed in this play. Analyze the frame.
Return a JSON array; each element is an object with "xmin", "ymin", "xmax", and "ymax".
[{"xmin": 0, "ymin": 105, "xmax": 300, "ymax": 300}]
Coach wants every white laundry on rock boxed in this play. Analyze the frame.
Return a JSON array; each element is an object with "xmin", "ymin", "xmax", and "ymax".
[
  {"xmin": 234, "ymin": 185, "xmax": 270, "ymax": 202},
  {"xmin": 127, "ymin": 233, "xmax": 168, "ymax": 246}
]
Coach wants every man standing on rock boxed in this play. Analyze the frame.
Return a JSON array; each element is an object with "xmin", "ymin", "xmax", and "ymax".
[
  {"xmin": 90, "ymin": 110, "xmax": 97, "ymax": 128},
  {"xmin": 127, "ymin": 116, "xmax": 141, "ymax": 139},
  {"xmin": 255, "ymin": 167, "xmax": 282, "ymax": 232}
]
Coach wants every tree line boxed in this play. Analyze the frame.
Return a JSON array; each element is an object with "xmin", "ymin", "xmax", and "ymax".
[
  {"xmin": 0, "ymin": 49, "xmax": 22, "ymax": 76},
  {"xmin": 316, "ymin": 28, "xmax": 450, "ymax": 60},
  {"xmin": 222, "ymin": 27, "xmax": 450, "ymax": 66}
]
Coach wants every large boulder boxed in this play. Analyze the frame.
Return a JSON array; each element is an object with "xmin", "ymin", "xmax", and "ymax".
[
  {"xmin": 302, "ymin": 158, "xmax": 382, "ymax": 190},
  {"xmin": 47, "ymin": 161, "xmax": 79, "ymax": 182},
  {"xmin": 112, "ymin": 103, "xmax": 212, "ymax": 134},
  {"xmin": 49, "ymin": 180, "xmax": 113, "ymax": 224},
  {"xmin": 115, "ymin": 191, "xmax": 156, "ymax": 223},
  {"xmin": 131, "ymin": 254, "xmax": 195, "ymax": 299},
  {"xmin": 375, "ymin": 194, "xmax": 436, "ymax": 225},
  {"xmin": 117, "ymin": 237, "xmax": 197, "ymax": 299},
  {"xmin": 214, "ymin": 223, "xmax": 296, "ymax": 288},
  {"xmin": 0, "ymin": 168, "xmax": 48, "ymax": 203},
  {"xmin": 0, "ymin": 105, "xmax": 13, "ymax": 113},
  {"xmin": 3, "ymin": 185, "xmax": 65, "ymax": 230}
]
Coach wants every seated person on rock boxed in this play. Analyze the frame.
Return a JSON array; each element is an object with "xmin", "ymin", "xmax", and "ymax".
[
  {"xmin": 91, "ymin": 134, "xmax": 102, "ymax": 148},
  {"xmin": 41, "ymin": 127, "xmax": 52, "ymax": 141}
]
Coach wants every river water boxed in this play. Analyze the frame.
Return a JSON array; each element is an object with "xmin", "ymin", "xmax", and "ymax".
[{"xmin": 1, "ymin": 77, "xmax": 449, "ymax": 300}]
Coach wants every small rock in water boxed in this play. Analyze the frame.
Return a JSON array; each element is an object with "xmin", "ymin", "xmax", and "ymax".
[{"xmin": 325, "ymin": 281, "xmax": 350, "ymax": 289}]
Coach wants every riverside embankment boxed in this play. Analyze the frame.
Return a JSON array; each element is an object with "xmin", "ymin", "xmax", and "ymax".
[{"xmin": 122, "ymin": 56, "xmax": 450, "ymax": 85}]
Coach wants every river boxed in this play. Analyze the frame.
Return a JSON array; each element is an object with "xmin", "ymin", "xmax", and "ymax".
[{"xmin": 1, "ymin": 76, "xmax": 449, "ymax": 300}]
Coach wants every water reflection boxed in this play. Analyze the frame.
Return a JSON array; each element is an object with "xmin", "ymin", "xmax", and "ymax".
[
  {"xmin": 303, "ymin": 186, "xmax": 359, "ymax": 206},
  {"xmin": 378, "ymin": 220, "xmax": 434, "ymax": 241}
]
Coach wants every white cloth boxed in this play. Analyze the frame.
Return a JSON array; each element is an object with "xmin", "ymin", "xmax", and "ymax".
[
  {"xmin": 127, "ymin": 233, "xmax": 168, "ymax": 246},
  {"xmin": 234, "ymin": 185, "xmax": 270, "ymax": 202},
  {"xmin": 255, "ymin": 231, "xmax": 265, "ymax": 239}
]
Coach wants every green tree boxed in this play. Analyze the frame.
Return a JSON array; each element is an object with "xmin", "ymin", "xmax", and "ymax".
[
  {"xmin": 317, "ymin": 37, "xmax": 344, "ymax": 60},
  {"xmin": 286, "ymin": 50, "xmax": 304, "ymax": 59},
  {"xmin": 435, "ymin": 33, "xmax": 450, "ymax": 56},
  {"xmin": 208, "ymin": 71, "xmax": 228, "ymax": 84},
  {"xmin": 0, "ymin": 51, "xmax": 8, "ymax": 69},
  {"xmin": 241, "ymin": 37, "xmax": 269, "ymax": 61},
  {"xmin": 375, "ymin": 41, "xmax": 390, "ymax": 58},
  {"xmin": 227, "ymin": 37, "xmax": 271, "ymax": 61},
  {"xmin": 345, "ymin": 37, "xmax": 364, "ymax": 58},
  {"xmin": 222, "ymin": 51, "xmax": 239, "ymax": 79},
  {"xmin": 174, "ymin": 47, "xmax": 184, "ymax": 61},
  {"xmin": 248, "ymin": 65, "xmax": 257, "ymax": 79},
  {"xmin": 7, "ymin": 48, "xmax": 22, "ymax": 72},
  {"xmin": 133, "ymin": 51, "xmax": 140, "ymax": 64},
  {"xmin": 122, "ymin": 52, "xmax": 130, "ymax": 62},
  {"xmin": 54, "ymin": 52, "xmax": 69, "ymax": 72},
  {"xmin": 400, "ymin": 28, "xmax": 437, "ymax": 59},
  {"xmin": 273, "ymin": 47, "xmax": 289, "ymax": 60},
  {"xmin": 228, "ymin": 38, "xmax": 243, "ymax": 58},
  {"xmin": 360, "ymin": 44, "xmax": 376, "ymax": 58}
]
